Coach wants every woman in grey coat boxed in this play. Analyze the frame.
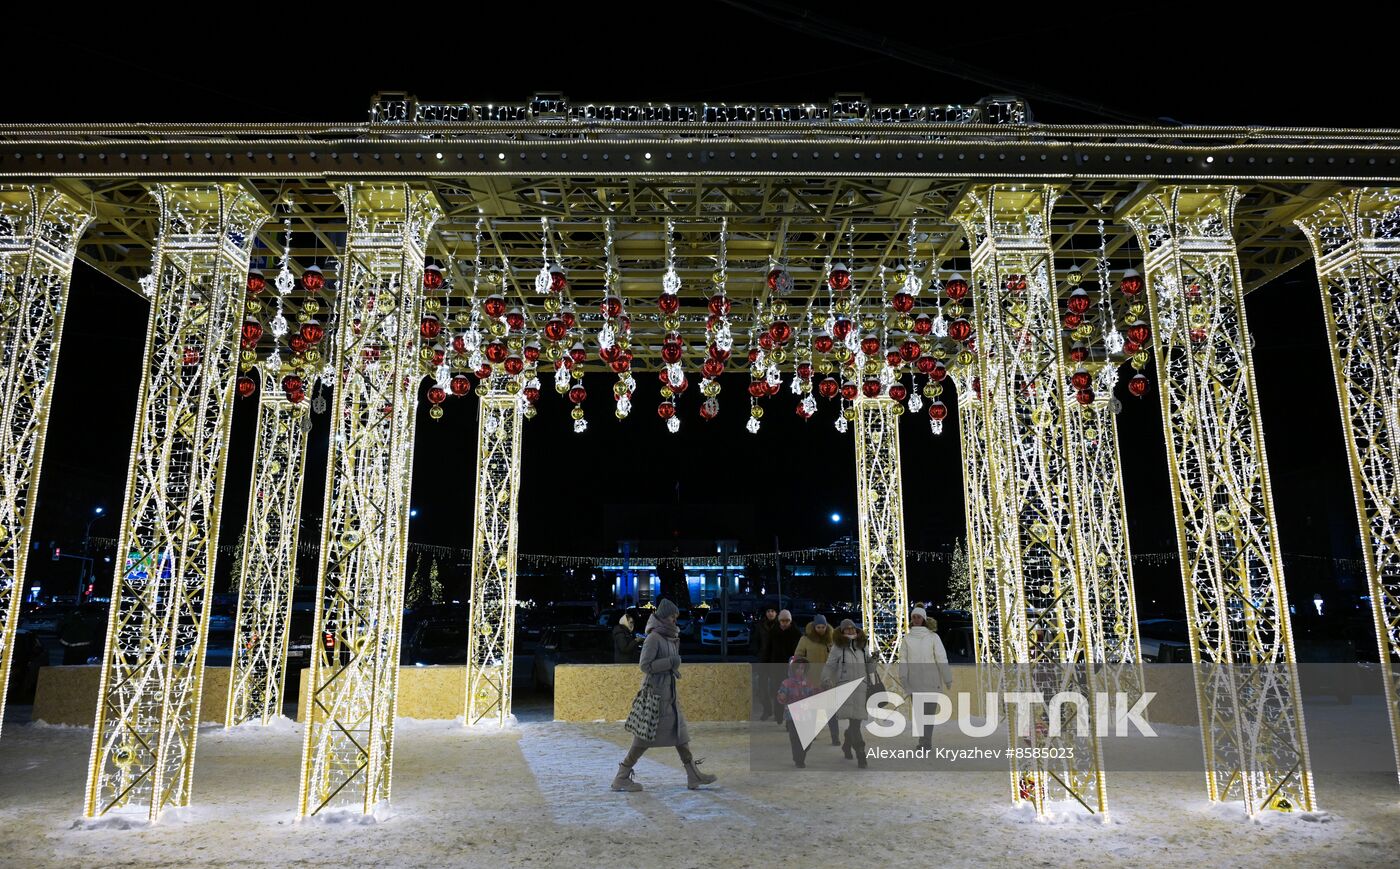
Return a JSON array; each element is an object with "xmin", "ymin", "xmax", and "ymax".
[
  {"xmin": 611, "ymin": 599, "xmax": 718, "ymax": 792},
  {"xmin": 821, "ymin": 618, "xmax": 872, "ymax": 768}
]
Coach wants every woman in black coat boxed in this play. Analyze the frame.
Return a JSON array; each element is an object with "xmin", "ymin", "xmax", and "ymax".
[{"xmin": 612, "ymin": 612, "xmax": 642, "ymax": 663}]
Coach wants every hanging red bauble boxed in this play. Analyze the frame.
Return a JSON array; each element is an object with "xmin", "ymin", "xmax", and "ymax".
[
  {"xmin": 484, "ymin": 295, "xmax": 507, "ymax": 319},
  {"xmin": 1005, "ymin": 273, "xmax": 1028, "ymax": 293},
  {"xmin": 451, "ymin": 336, "xmax": 467, "ymax": 356},
  {"xmin": 506, "ymin": 310, "xmax": 526, "ymax": 332},
  {"xmin": 475, "ymin": 363, "xmax": 493, "ymax": 380},
  {"xmin": 549, "ymin": 266, "xmax": 568, "ymax": 293},
  {"xmin": 795, "ymin": 402, "xmax": 813, "ymax": 419},
  {"xmin": 758, "ymin": 333, "xmax": 775, "ymax": 351},
  {"xmin": 891, "ymin": 291, "xmax": 915, "ymax": 314},
  {"xmin": 915, "ymin": 356, "xmax": 936, "ymax": 375},
  {"xmin": 301, "ymin": 266, "xmax": 325, "ymax": 292},
  {"xmin": 930, "ymin": 361, "xmax": 948, "ymax": 382},
  {"xmin": 813, "ymin": 333, "xmax": 835, "ymax": 354},
  {"xmin": 1076, "ymin": 388, "xmax": 1095, "ymax": 405},
  {"xmin": 948, "ymin": 318, "xmax": 972, "ymax": 342},
  {"xmin": 658, "ymin": 293, "xmax": 680, "ymax": 315},
  {"xmin": 1128, "ymin": 373, "xmax": 1149, "ymax": 397},
  {"xmin": 504, "ymin": 356, "xmax": 525, "ymax": 376},
  {"xmin": 885, "ymin": 350, "xmax": 902, "ymax": 367},
  {"xmin": 1189, "ymin": 327, "xmax": 1208, "ymax": 345},
  {"xmin": 1063, "ymin": 313, "xmax": 1082, "ymax": 329},
  {"xmin": 287, "ymin": 387, "xmax": 306, "ymax": 404},
  {"xmin": 928, "ymin": 401, "xmax": 948, "ymax": 421},
  {"xmin": 609, "ymin": 359, "xmax": 631, "ymax": 374},
  {"xmin": 944, "ymin": 274, "xmax": 969, "ymax": 301},
  {"xmin": 523, "ymin": 343, "xmax": 541, "ymax": 363},
  {"xmin": 544, "ymin": 318, "xmax": 568, "ymax": 342},
  {"xmin": 700, "ymin": 398, "xmax": 719, "ymax": 420},
  {"xmin": 485, "ymin": 341, "xmax": 509, "ymax": 363},
  {"xmin": 524, "ymin": 386, "xmax": 541, "ymax": 403},
  {"xmin": 241, "ymin": 318, "xmax": 263, "ymax": 348},
  {"xmin": 767, "ymin": 267, "xmax": 786, "ymax": 291},
  {"xmin": 237, "ymin": 375, "xmax": 256, "ymax": 398},
  {"xmin": 1071, "ymin": 368, "xmax": 1092, "ymax": 390},
  {"xmin": 246, "ymin": 272, "xmax": 267, "ymax": 295},
  {"xmin": 1127, "ymin": 321, "xmax": 1150, "ymax": 345},
  {"xmin": 618, "ymin": 314, "xmax": 632, "ymax": 334},
  {"xmin": 567, "ymin": 385, "xmax": 587, "ymax": 404},
  {"xmin": 765, "ymin": 380, "xmax": 781, "ymax": 397},
  {"xmin": 860, "ymin": 334, "xmax": 881, "ymax": 356},
  {"xmin": 300, "ymin": 319, "xmax": 325, "ymax": 344},
  {"xmin": 747, "ymin": 380, "xmax": 767, "ymax": 399},
  {"xmin": 840, "ymin": 381, "xmax": 859, "ymax": 401},
  {"xmin": 427, "ymin": 385, "xmax": 447, "ymax": 405},
  {"xmin": 1123, "ymin": 339, "xmax": 1141, "ymax": 355},
  {"xmin": 432, "ymin": 347, "xmax": 446, "ymax": 366},
  {"xmin": 899, "ymin": 339, "xmax": 921, "ymax": 362},
  {"xmin": 420, "ymin": 314, "xmax": 442, "ymax": 340},
  {"xmin": 672, "ymin": 374, "xmax": 690, "ymax": 394},
  {"xmin": 861, "ymin": 378, "xmax": 881, "ymax": 398},
  {"xmin": 569, "ymin": 344, "xmax": 587, "ymax": 364},
  {"xmin": 1069, "ymin": 344, "xmax": 1089, "ymax": 362},
  {"xmin": 889, "ymin": 384, "xmax": 908, "ymax": 402},
  {"xmin": 423, "ymin": 265, "xmax": 445, "ymax": 290},
  {"xmin": 768, "ymin": 320, "xmax": 792, "ymax": 344},
  {"xmin": 1119, "ymin": 269, "xmax": 1144, "ymax": 296},
  {"xmin": 182, "ymin": 347, "xmax": 200, "ymax": 366},
  {"xmin": 702, "ymin": 358, "xmax": 725, "ymax": 379},
  {"xmin": 561, "ymin": 311, "xmax": 577, "ymax": 329},
  {"xmin": 289, "ymin": 335, "xmax": 308, "ymax": 355},
  {"xmin": 661, "ymin": 341, "xmax": 684, "ymax": 364},
  {"xmin": 707, "ymin": 295, "xmax": 731, "ymax": 316},
  {"xmin": 282, "ymin": 374, "xmax": 303, "ymax": 394},
  {"xmin": 828, "ymin": 263, "xmax": 852, "ymax": 292},
  {"xmin": 818, "ymin": 377, "xmax": 840, "ymax": 399},
  {"xmin": 913, "ymin": 314, "xmax": 933, "ymax": 335},
  {"xmin": 796, "ymin": 361, "xmax": 813, "ymax": 380},
  {"xmin": 450, "ymin": 374, "xmax": 472, "ymax": 396},
  {"xmin": 831, "ymin": 318, "xmax": 854, "ymax": 341},
  {"xmin": 658, "ymin": 402, "xmax": 677, "ymax": 420},
  {"xmin": 1067, "ymin": 288, "xmax": 1091, "ymax": 314},
  {"xmin": 599, "ymin": 344, "xmax": 622, "ymax": 364},
  {"xmin": 709, "ymin": 345, "xmax": 732, "ymax": 362}
]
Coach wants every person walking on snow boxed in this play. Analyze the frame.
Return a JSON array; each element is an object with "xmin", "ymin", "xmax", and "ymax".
[
  {"xmin": 821, "ymin": 618, "xmax": 873, "ymax": 769},
  {"xmin": 897, "ymin": 607, "xmax": 953, "ymax": 749},
  {"xmin": 611, "ymin": 599, "xmax": 718, "ymax": 792},
  {"xmin": 762, "ymin": 610, "xmax": 801, "ymax": 725},
  {"xmin": 776, "ymin": 654, "xmax": 819, "ymax": 767},
  {"xmin": 795, "ymin": 614, "xmax": 839, "ymax": 746}
]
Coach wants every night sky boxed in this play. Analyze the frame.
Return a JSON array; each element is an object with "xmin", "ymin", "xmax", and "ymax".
[{"xmin": 8, "ymin": 7, "xmax": 1374, "ymax": 628}]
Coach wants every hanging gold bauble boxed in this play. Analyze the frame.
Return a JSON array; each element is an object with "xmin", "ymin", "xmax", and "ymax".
[
  {"xmin": 1127, "ymin": 302, "xmax": 1147, "ymax": 318},
  {"xmin": 245, "ymin": 299, "xmax": 262, "ymax": 315},
  {"xmin": 1132, "ymin": 351, "xmax": 1149, "ymax": 369},
  {"xmin": 1188, "ymin": 306, "xmax": 1209, "ymax": 327},
  {"xmin": 892, "ymin": 314, "xmax": 912, "ymax": 332},
  {"xmin": 475, "ymin": 383, "xmax": 489, "ymax": 397},
  {"xmin": 418, "ymin": 346, "xmax": 436, "ymax": 362},
  {"xmin": 711, "ymin": 270, "xmax": 725, "ymax": 285},
  {"xmin": 303, "ymin": 299, "xmax": 321, "ymax": 316},
  {"xmin": 750, "ymin": 405, "xmax": 764, "ymax": 419},
  {"xmin": 484, "ymin": 269, "xmax": 503, "ymax": 287},
  {"xmin": 836, "ymin": 298, "xmax": 854, "ymax": 314},
  {"xmin": 863, "ymin": 360, "xmax": 881, "ymax": 377},
  {"xmin": 842, "ymin": 407, "xmax": 856, "ymax": 421},
  {"xmin": 1067, "ymin": 269, "xmax": 1084, "ymax": 287},
  {"xmin": 770, "ymin": 348, "xmax": 788, "ymax": 365},
  {"xmin": 1213, "ymin": 509, "xmax": 1234, "ymax": 532},
  {"xmin": 240, "ymin": 349, "xmax": 256, "ymax": 364},
  {"xmin": 1073, "ymin": 324, "xmax": 1095, "ymax": 341},
  {"xmin": 305, "ymin": 348, "xmax": 321, "ymax": 364},
  {"xmin": 662, "ymin": 315, "xmax": 681, "ymax": 331},
  {"xmin": 545, "ymin": 344, "xmax": 563, "ymax": 361},
  {"xmin": 507, "ymin": 336, "xmax": 524, "ymax": 352},
  {"xmin": 813, "ymin": 312, "xmax": 829, "ymax": 328},
  {"xmin": 615, "ymin": 408, "xmax": 629, "ymax": 420},
  {"xmin": 451, "ymin": 356, "xmax": 469, "ymax": 372},
  {"xmin": 702, "ymin": 379, "xmax": 722, "ymax": 397},
  {"xmin": 429, "ymin": 405, "xmax": 444, "ymax": 419},
  {"xmin": 932, "ymin": 346, "xmax": 948, "ymax": 360},
  {"xmin": 524, "ymin": 405, "xmax": 537, "ymax": 419},
  {"xmin": 860, "ymin": 316, "xmax": 877, "ymax": 331},
  {"xmin": 571, "ymin": 367, "xmax": 584, "ymax": 380},
  {"xmin": 571, "ymin": 405, "xmax": 586, "ymax": 420},
  {"xmin": 772, "ymin": 300, "xmax": 788, "ymax": 317},
  {"xmin": 489, "ymin": 320, "xmax": 508, "ymax": 337},
  {"xmin": 816, "ymin": 359, "xmax": 835, "ymax": 375},
  {"xmin": 423, "ymin": 298, "xmax": 442, "ymax": 314},
  {"xmin": 892, "ymin": 403, "xmax": 905, "ymax": 416},
  {"xmin": 505, "ymin": 380, "xmax": 522, "ymax": 395},
  {"xmin": 555, "ymin": 378, "xmax": 569, "ymax": 394},
  {"xmin": 544, "ymin": 295, "xmax": 561, "ymax": 313},
  {"xmin": 454, "ymin": 311, "xmax": 472, "ymax": 326},
  {"xmin": 660, "ymin": 386, "xmax": 674, "ymax": 399},
  {"xmin": 956, "ymin": 350, "xmax": 974, "ymax": 367},
  {"xmin": 946, "ymin": 303, "xmax": 965, "ymax": 318},
  {"xmin": 612, "ymin": 380, "xmax": 629, "ymax": 396},
  {"xmin": 1031, "ymin": 522, "xmax": 1049, "ymax": 542},
  {"xmin": 922, "ymin": 382, "xmax": 937, "ymax": 398}
]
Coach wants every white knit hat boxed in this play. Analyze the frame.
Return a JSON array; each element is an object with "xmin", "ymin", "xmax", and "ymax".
[{"xmin": 911, "ymin": 607, "xmax": 928, "ymax": 621}]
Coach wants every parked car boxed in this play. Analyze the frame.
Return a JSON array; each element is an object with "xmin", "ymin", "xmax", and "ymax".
[
  {"xmin": 699, "ymin": 611, "xmax": 751, "ymax": 649},
  {"xmin": 404, "ymin": 619, "xmax": 471, "ymax": 665},
  {"xmin": 532, "ymin": 625, "xmax": 613, "ymax": 689}
]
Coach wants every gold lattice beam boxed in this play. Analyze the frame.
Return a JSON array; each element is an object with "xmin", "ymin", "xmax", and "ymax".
[
  {"xmin": 297, "ymin": 184, "xmax": 440, "ymax": 816},
  {"xmin": 954, "ymin": 183, "xmax": 1108, "ymax": 816},
  {"xmin": 85, "ymin": 183, "xmax": 267, "ymax": 820},
  {"xmin": 853, "ymin": 396, "xmax": 910, "ymax": 666},
  {"xmin": 1297, "ymin": 187, "xmax": 1400, "ymax": 789},
  {"xmin": 1126, "ymin": 185, "xmax": 1315, "ymax": 814},
  {"xmin": 956, "ymin": 390, "xmax": 1003, "ymax": 666},
  {"xmin": 225, "ymin": 383, "xmax": 311, "ymax": 727},
  {"xmin": 464, "ymin": 392, "xmax": 524, "ymax": 727},
  {"xmin": 0, "ymin": 185, "xmax": 92, "ymax": 738}
]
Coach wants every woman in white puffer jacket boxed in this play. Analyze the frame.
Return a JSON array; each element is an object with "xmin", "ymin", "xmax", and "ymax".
[{"xmin": 896, "ymin": 607, "xmax": 953, "ymax": 749}]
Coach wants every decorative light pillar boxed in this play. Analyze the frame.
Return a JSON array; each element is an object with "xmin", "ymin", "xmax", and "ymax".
[
  {"xmin": 1296, "ymin": 187, "xmax": 1400, "ymax": 789},
  {"xmin": 297, "ymin": 185, "xmax": 440, "ymax": 817},
  {"xmin": 956, "ymin": 386, "xmax": 1003, "ymax": 665},
  {"xmin": 86, "ymin": 184, "xmax": 267, "ymax": 820},
  {"xmin": 954, "ymin": 184, "xmax": 1108, "ymax": 816},
  {"xmin": 852, "ymin": 395, "xmax": 909, "ymax": 665},
  {"xmin": 464, "ymin": 391, "xmax": 524, "ymax": 726},
  {"xmin": 225, "ymin": 376, "xmax": 311, "ymax": 727},
  {"xmin": 1126, "ymin": 185, "xmax": 1315, "ymax": 814},
  {"xmin": 0, "ymin": 186, "xmax": 93, "ymax": 737}
]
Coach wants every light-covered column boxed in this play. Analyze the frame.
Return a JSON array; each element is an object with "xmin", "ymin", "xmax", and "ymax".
[
  {"xmin": 86, "ymin": 184, "xmax": 267, "ymax": 820},
  {"xmin": 298, "ymin": 185, "xmax": 440, "ymax": 816},
  {"xmin": 1297, "ymin": 187, "xmax": 1400, "ymax": 788},
  {"xmin": 1126, "ymin": 185, "xmax": 1315, "ymax": 814},
  {"xmin": 464, "ymin": 393, "xmax": 524, "ymax": 726},
  {"xmin": 852, "ymin": 395, "xmax": 909, "ymax": 665},
  {"xmin": 956, "ymin": 387, "xmax": 1002, "ymax": 665},
  {"xmin": 225, "ymin": 377, "xmax": 311, "ymax": 727},
  {"xmin": 0, "ymin": 186, "xmax": 92, "ymax": 737},
  {"xmin": 954, "ymin": 184, "xmax": 1107, "ymax": 817}
]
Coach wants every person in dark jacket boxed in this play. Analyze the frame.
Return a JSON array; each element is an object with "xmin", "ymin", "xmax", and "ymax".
[
  {"xmin": 762, "ymin": 610, "xmax": 801, "ymax": 724},
  {"xmin": 58, "ymin": 610, "xmax": 95, "ymax": 665},
  {"xmin": 612, "ymin": 612, "xmax": 642, "ymax": 663},
  {"xmin": 611, "ymin": 599, "xmax": 718, "ymax": 792},
  {"xmin": 754, "ymin": 605, "xmax": 779, "ymax": 719}
]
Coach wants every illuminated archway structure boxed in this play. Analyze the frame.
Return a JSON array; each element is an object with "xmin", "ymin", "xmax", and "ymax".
[{"xmin": 0, "ymin": 94, "xmax": 1396, "ymax": 820}]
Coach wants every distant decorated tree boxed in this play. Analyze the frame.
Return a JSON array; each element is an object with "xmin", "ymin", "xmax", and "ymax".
[
  {"xmin": 945, "ymin": 539, "xmax": 972, "ymax": 613},
  {"xmin": 405, "ymin": 552, "xmax": 428, "ymax": 612},
  {"xmin": 429, "ymin": 557, "xmax": 444, "ymax": 605}
]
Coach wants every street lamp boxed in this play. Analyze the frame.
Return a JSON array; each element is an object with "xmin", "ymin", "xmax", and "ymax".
[
  {"xmin": 80, "ymin": 506, "xmax": 107, "ymax": 599},
  {"xmin": 830, "ymin": 512, "xmax": 842, "ymax": 524},
  {"xmin": 410, "ymin": 508, "xmax": 419, "ymax": 519}
]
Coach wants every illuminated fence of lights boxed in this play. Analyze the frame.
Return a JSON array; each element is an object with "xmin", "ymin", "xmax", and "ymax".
[
  {"xmin": 86, "ymin": 184, "xmax": 267, "ymax": 820},
  {"xmin": 853, "ymin": 395, "xmax": 910, "ymax": 669},
  {"xmin": 0, "ymin": 186, "xmax": 92, "ymax": 738},
  {"xmin": 955, "ymin": 184, "xmax": 1107, "ymax": 817},
  {"xmin": 1127, "ymin": 185, "xmax": 1315, "ymax": 815},
  {"xmin": 297, "ymin": 185, "xmax": 439, "ymax": 817},
  {"xmin": 225, "ymin": 386, "xmax": 311, "ymax": 727},
  {"xmin": 1297, "ymin": 187, "xmax": 1400, "ymax": 790}
]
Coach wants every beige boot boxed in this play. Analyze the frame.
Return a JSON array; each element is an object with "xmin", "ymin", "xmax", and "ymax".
[
  {"xmin": 611, "ymin": 763, "xmax": 643, "ymax": 792},
  {"xmin": 684, "ymin": 759, "xmax": 717, "ymax": 789}
]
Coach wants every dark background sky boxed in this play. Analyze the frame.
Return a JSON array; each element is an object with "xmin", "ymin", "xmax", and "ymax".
[{"xmin": 10, "ymin": 6, "xmax": 1373, "ymax": 620}]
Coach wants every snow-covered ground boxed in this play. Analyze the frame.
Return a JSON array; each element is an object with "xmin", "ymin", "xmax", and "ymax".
[{"xmin": 1, "ymin": 714, "xmax": 1397, "ymax": 868}]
